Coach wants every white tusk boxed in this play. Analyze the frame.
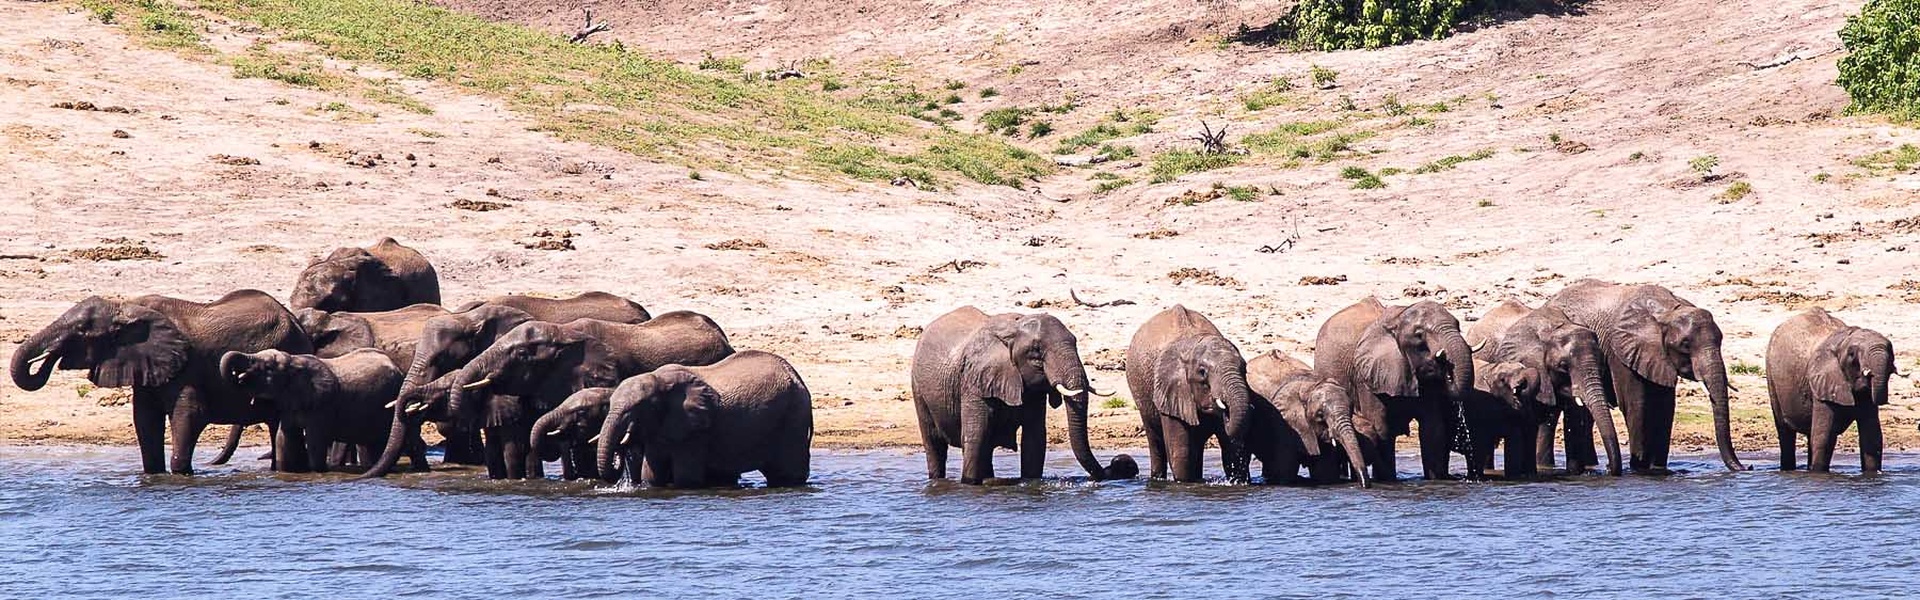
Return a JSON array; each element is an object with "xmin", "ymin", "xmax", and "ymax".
[
  {"xmin": 384, "ymin": 400, "xmax": 397, "ymax": 409},
  {"xmin": 1213, "ymin": 398, "xmax": 1227, "ymax": 411},
  {"xmin": 1055, "ymin": 384, "xmax": 1085, "ymax": 397},
  {"xmin": 1469, "ymin": 340, "xmax": 1487, "ymax": 354},
  {"xmin": 460, "ymin": 377, "xmax": 491, "ymax": 390},
  {"xmin": 405, "ymin": 403, "xmax": 425, "ymax": 414},
  {"xmin": 1434, "ymin": 348, "xmax": 1444, "ymax": 360},
  {"xmin": 545, "ymin": 429, "xmax": 565, "ymax": 437},
  {"xmin": 25, "ymin": 351, "xmax": 51, "ymax": 366},
  {"xmin": 1088, "ymin": 387, "xmax": 1116, "ymax": 397},
  {"xmin": 619, "ymin": 432, "xmax": 631, "ymax": 446},
  {"xmin": 1329, "ymin": 436, "xmax": 1339, "ymax": 448},
  {"xmin": 587, "ymin": 434, "xmax": 602, "ymax": 444},
  {"xmin": 1574, "ymin": 398, "xmax": 1585, "ymax": 407}
]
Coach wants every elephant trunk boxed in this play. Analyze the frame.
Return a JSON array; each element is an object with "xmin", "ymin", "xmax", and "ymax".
[
  {"xmin": 219, "ymin": 351, "xmax": 249, "ymax": 385},
  {"xmin": 1043, "ymin": 351, "xmax": 1115, "ymax": 480},
  {"xmin": 1328, "ymin": 400, "xmax": 1370, "ymax": 488},
  {"xmin": 358, "ymin": 399, "xmax": 415, "ymax": 479},
  {"xmin": 1442, "ymin": 329, "xmax": 1475, "ymax": 399},
  {"xmin": 529, "ymin": 410, "xmax": 562, "ymax": 468},
  {"xmin": 1219, "ymin": 369, "xmax": 1252, "ymax": 443},
  {"xmin": 595, "ymin": 401, "xmax": 634, "ymax": 483},
  {"xmin": 1573, "ymin": 355, "xmax": 1622, "ymax": 476},
  {"xmin": 11, "ymin": 325, "xmax": 61, "ymax": 391},
  {"xmin": 1695, "ymin": 346, "xmax": 1746, "ymax": 471},
  {"xmin": 1866, "ymin": 343, "xmax": 1893, "ymax": 407},
  {"xmin": 1064, "ymin": 393, "xmax": 1109, "ymax": 480}
]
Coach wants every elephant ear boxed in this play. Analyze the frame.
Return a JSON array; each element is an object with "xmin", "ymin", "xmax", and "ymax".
[
  {"xmin": 1607, "ymin": 302, "xmax": 1679, "ymax": 388},
  {"xmin": 291, "ymin": 355, "xmax": 339, "ymax": 411},
  {"xmin": 1529, "ymin": 367, "xmax": 1557, "ymax": 408},
  {"xmin": 960, "ymin": 333, "xmax": 1025, "ymax": 407},
  {"xmin": 1151, "ymin": 346, "xmax": 1202, "ymax": 426},
  {"xmin": 1354, "ymin": 327, "xmax": 1418, "ymax": 398},
  {"xmin": 564, "ymin": 331, "xmax": 622, "ymax": 390},
  {"xmin": 1276, "ymin": 380, "xmax": 1323, "ymax": 457},
  {"xmin": 91, "ymin": 304, "xmax": 189, "ymax": 388},
  {"xmin": 1808, "ymin": 336, "xmax": 1854, "ymax": 406},
  {"xmin": 679, "ymin": 376, "xmax": 720, "ymax": 433}
]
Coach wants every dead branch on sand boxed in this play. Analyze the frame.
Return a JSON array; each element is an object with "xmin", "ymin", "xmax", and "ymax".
[
  {"xmin": 571, "ymin": 9, "xmax": 612, "ymax": 44},
  {"xmin": 1069, "ymin": 288, "xmax": 1135, "ymax": 308}
]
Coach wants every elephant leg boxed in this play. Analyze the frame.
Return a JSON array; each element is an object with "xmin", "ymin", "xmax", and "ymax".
[
  {"xmin": 1020, "ymin": 402, "xmax": 1046, "ymax": 480},
  {"xmin": 572, "ymin": 444, "xmax": 599, "ymax": 481},
  {"xmin": 505, "ymin": 423, "xmax": 534, "ymax": 480},
  {"xmin": 1808, "ymin": 402, "xmax": 1839, "ymax": 473},
  {"xmin": 356, "ymin": 444, "xmax": 375, "ymax": 468},
  {"xmin": 1506, "ymin": 423, "xmax": 1538, "ymax": 480},
  {"xmin": 914, "ymin": 398, "xmax": 948, "ymax": 480},
  {"xmin": 482, "ymin": 428, "xmax": 507, "ymax": 479},
  {"xmin": 1858, "ymin": 405, "xmax": 1882, "ymax": 474},
  {"xmin": 1562, "ymin": 410, "xmax": 1596, "ymax": 474},
  {"xmin": 764, "ymin": 430, "xmax": 812, "ymax": 488},
  {"xmin": 1609, "ymin": 362, "xmax": 1649, "ymax": 471},
  {"xmin": 669, "ymin": 448, "xmax": 707, "ymax": 488},
  {"xmin": 643, "ymin": 447, "xmax": 671, "ymax": 486},
  {"xmin": 1535, "ymin": 414, "xmax": 1559, "ymax": 471},
  {"xmin": 1371, "ymin": 437, "xmax": 1397, "ymax": 483},
  {"xmin": 132, "ymin": 388, "xmax": 169, "ymax": 475},
  {"xmin": 1161, "ymin": 416, "xmax": 1203, "ymax": 483},
  {"xmin": 328, "ymin": 443, "xmax": 351, "ymax": 470},
  {"xmin": 306, "ymin": 429, "xmax": 333, "ymax": 474},
  {"xmin": 276, "ymin": 425, "xmax": 312, "ymax": 473},
  {"xmin": 1141, "ymin": 408, "xmax": 1168, "ymax": 480},
  {"xmin": 957, "ymin": 399, "xmax": 999, "ymax": 484},
  {"xmin": 1775, "ymin": 418, "xmax": 1797, "ymax": 471},
  {"xmin": 406, "ymin": 434, "xmax": 430, "ymax": 472},
  {"xmin": 167, "ymin": 400, "xmax": 207, "ymax": 476},
  {"xmin": 1641, "ymin": 387, "xmax": 1676, "ymax": 473},
  {"xmin": 1414, "ymin": 406, "xmax": 1452, "ymax": 480}
]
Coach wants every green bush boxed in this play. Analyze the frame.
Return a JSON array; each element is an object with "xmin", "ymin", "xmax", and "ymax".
[
  {"xmin": 1839, "ymin": 0, "xmax": 1920, "ymax": 118},
  {"xmin": 1237, "ymin": 1, "xmax": 1571, "ymax": 51}
]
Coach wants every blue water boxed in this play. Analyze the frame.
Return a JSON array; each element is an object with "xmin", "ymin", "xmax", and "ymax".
[{"xmin": 1, "ymin": 446, "xmax": 1915, "ymax": 599}]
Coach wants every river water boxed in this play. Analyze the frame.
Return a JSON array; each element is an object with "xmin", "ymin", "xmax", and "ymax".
[{"xmin": 1, "ymin": 446, "xmax": 1915, "ymax": 599}]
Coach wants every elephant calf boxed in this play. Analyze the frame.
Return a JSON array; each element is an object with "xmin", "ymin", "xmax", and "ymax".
[
  {"xmin": 1461, "ymin": 360, "xmax": 1557, "ymax": 481},
  {"xmin": 530, "ymin": 387, "xmax": 621, "ymax": 481},
  {"xmin": 222, "ymin": 348, "xmax": 411, "ymax": 473},
  {"xmin": 594, "ymin": 351, "xmax": 813, "ymax": 488},
  {"xmin": 1766, "ymin": 308, "xmax": 1899, "ymax": 473},
  {"xmin": 1244, "ymin": 350, "xmax": 1372, "ymax": 487}
]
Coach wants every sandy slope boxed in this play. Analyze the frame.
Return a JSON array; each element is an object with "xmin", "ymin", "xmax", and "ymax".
[{"xmin": 2, "ymin": 0, "xmax": 1918, "ymax": 458}]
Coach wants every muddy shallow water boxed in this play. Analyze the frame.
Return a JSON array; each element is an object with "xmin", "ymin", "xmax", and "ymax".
[{"xmin": 1, "ymin": 446, "xmax": 1916, "ymax": 599}]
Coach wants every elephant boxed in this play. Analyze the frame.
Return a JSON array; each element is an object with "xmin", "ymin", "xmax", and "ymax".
[
  {"xmin": 11, "ymin": 290, "xmax": 312, "ymax": 474},
  {"xmin": 1460, "ymin": 360, "xmax": 1554, "ymax": 480},
  {"xmin": 1469, "ymin": 299, "xmax": 1624, "ymax": 476},
  {"xmin": 1126, "ymin": 305, "xmax": 1253, "ymax": 483},
  {"xmin": 1243, "ymin": 349, "xmax": 1372, "ymax": 487},
  {"xmin": 220, "ymin": 348, "xmax": 408, "ymax": 473},
  {"xmin": 1544, "ymin": 279, "xmax": 1747, "ymax": 473},
  {"xmin": 1313, "ymin": 297, "xmax": 1476, "ymax": 482},
  {"xmin": 452, "ymin": 292, "xmax": 651, "ymax": 324},
  {"xmin": 440, "ymin": 312, "xmax": 734, "ymax": 479},
  {"xmin": 361, "ymin": 294, "xmax": 653, "ymax": 478},
  {"xmin": 908, "ymin": 306, "xmax": 1134, "ymax": 484},
  {"xmin": 1765, "ymin": 308, "xmax": 1898, "ymax": 473},
  {"xmin": 528, "ymin": 387, "xmax": 623, "ymax": 481},
  {"xmin": 594, "ymin": 351, "xmax": 813, "ymax": 488},
  {"xmin": 289, "ymin": 238, "xmax": 440, "ymax": 313},
  {"xmin": 294, "ymin": 304, "xmax": 451, "ymax": 361}
]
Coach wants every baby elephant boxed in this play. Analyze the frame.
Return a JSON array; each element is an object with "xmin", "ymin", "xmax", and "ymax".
[
  {"xmin": 221, "ymin": 348, "xmax": 410, "ymax": 473},
  {"xmin": 1463, "ymin": 360, "xmax": 1556, "ymax": 481},
  {"xmin": 529, "ymin": 387, "xmax": 620, "ymax": 481},
  {"xmin": 1766, "ymin": 308, "xmax": 1900, "ymax": 473},
  {"xmin": 593, "ymin": 351, "xmax": 813, "ymax": 488},
  {"xmin": 1244, "ymin": 350, "xmax": 1372, "ymax": 487}
]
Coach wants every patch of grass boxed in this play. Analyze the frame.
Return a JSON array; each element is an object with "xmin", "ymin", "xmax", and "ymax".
[
  {"xmin": 1240, "ymin": 120, "xmax": 1360, "ymax": 161},
  {"xmin": 979, "ymin": 107, "xmax": 1033, "ymax": 136},
  {"xmin": 688, "ymin": 171, "xmax": 703, "ymax": 180},
  {"xmin": 1476, "ymin": 198, "xmax": 1494, "ymax": 207},
  {"xmin": 407, "ymin": 127, "xmax": 442, "ymax": 137},
  {"xmin": 1852, "ymin": 143, "xmax": 1920, "ymax": 174},
  {"xmin": 1411, "ymin": 148, "xmax": 1495, "ymax": 174},
  {"xmin": 1223, "ymin": 185, "xmax": 1260, "ymax": 201},
  {"xmin": 1341, "ymin": 166, "xmax": 1383, "ymax": 189},
  {"xmin": 1094, "ymin": 177, "xmax": 1133, "ymax": 193},
  {"xmin": 944, "ymin": 79, "xmax": 966, "ymax": 90},
  {"xmin": 1090, "ymin": 172, "xmax": 1123, "ymax": 181},
  {"xmin": 1548, "ymin": 132, "xmax": 1563, "ymax": 143},
  {"xmin": 1026, "ymin": 120, "xmax": 1053, "ymax": 139},
  {"xmin": 1628, "ymin": 151, "xmax": 1646, "ymax": 161},
  {"xmin": 1813, "ymin": 172, "xmax": 1832, "ymax": 183},
  {"xmin": 698, "ymin": 53, "xmax": 747, "ymax": 73},
  {"xmin": 819, "ymin": 77, "xmax": 845, "ymax": 92},
  {"xmin": 1242, "ymin": 81, "xmax": 1296, "ymax": 111},
  {"xmin": 1378, "ymin": 167, "xmax": 1405, "ymax": 176},
  {"xmin": 1717, "ymin": 180, "xmax": 1753, "ymax": 203},
  {"xmin": 1149, "ymin": 150, "xmax": 1242, "ymax": 183},
  {"xmin": 1381, "ymin": 94, "xmax": 1408, "ymax": 116},
  {"xmin": 941, "ymin": 93, "xmax": 963, "ymax": 105},
  {"xmin": 1336, "ymin": 95, "xmax": 1357, "ymax": 111},
  {"xmin": 1729, "ymin": 361, "xmax": 1763, "ymax": 376},
  {"xmin": 1056, "ymin": 123, "xmax": 1123, "ymax": 154},
  {"xmin": 1310, "ymin": 64, "xmax": 1337, "ymax": 88},
  {"xmin": 1339, "ymin": 165, "xmax": 1372, "ymax": 179},
  {"xmin": 979, "ymin": 87, "xmax": 1000, "ymax": 99},
  {"xmin": 177, "ymin": 0, "xmax": 1048, "ymax": 185},
  {"xmin": 1100, "ymin": 397, "xmax": 1130, "ymax": 410},
  {"xmin": 1098, "ymin": 143, "xmax": 1136, "ymax": 160},
  {"xmin": 83, "ymin": 0, "xmax": 204, "ymax": 50},
  {"xmin": 229, "ymin": 51, "xmax": 327, "ymax": 87},
  {"xmin": 1690, "ymin": 155, "xmax": 1720, "ymax": 175}
]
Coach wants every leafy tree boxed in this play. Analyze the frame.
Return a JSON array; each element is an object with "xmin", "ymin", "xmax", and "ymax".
[{"xmin": 1838, "ymin": 0, "xmax": 1920, "ymax": 119}]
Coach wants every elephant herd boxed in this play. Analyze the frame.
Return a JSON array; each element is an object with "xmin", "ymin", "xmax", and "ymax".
[
  {"xmin": 910, "ymin": 282, "xmax": 1903, "ymax": 488},
  {"xmin": 8, "ymin": 238, "xmax": 1904, "ymax": 489},
  {"xmin": 9, "ymin": 238, "xmax": 813, "ymax": 488}
]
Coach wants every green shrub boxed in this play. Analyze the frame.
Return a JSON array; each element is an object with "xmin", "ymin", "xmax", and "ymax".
[
  {"xmin": 1149, "ymin": 150, "xmax": 1242, "ymax": 183},
  {"xmin": 1838, "ymin": 0, "xmax": 1920, "ymax": 119},
  {"xmin": 978, "ymin": 107, "xmax": 1032, "ymax": 136}
]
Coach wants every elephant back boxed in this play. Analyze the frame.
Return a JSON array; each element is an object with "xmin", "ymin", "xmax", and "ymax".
[
  {"xmin": 1310, "ymin": 297, "xmax": 1387, "ymax": 386},
  {"xmin": 365, "ymin": 238, "xmax": 441, "ymax": 306}
]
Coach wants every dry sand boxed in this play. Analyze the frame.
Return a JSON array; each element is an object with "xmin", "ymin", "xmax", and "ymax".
[{"xmin": 2, "ymin": 0, "xmax": 1917, "ymax": 458}]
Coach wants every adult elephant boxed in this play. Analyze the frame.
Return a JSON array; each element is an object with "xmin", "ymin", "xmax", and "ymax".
[
  {"xmin": 441, "ymin": 312, "xmax": 733, "ymax": 479},
  {"xmin": 529, "ymin": 387, "xmax": 621, "ymax": 481},
  {"xmin": 1765, "ymin": 308, "xmax": 1897, "ymax": 473},
  {"xmin": 220, "ymin": 348, "xmax": 407, "ymax": 473},
  {"xmin": 11, "ymin": 291, "xmax": 312, "ymax": 474},
  {"xmin": 289, "ymin": 238, "xmax": 440, "ymax": 313},
  {"xmin": 1470, "ymin": 299, "xmax": 1623, "ymax": 476},
  {"xmin": 909, "ymin": 307, "xmax": 1132, "ymax": 484},
  {"xmin": 361, "ymin": 294, "xmax": 653, "ymax": 478},
  {"xmin": 295, "ymin": 304, "xmax": 451, "ymax": 361},
  {"xmin": 1127, "ymin": 306, "xmax": 1252, "ymax": 483},
  {"xmin": 594, "ymin": 351, "xmax": 813, "ymax": 488},
  {"xmin": 1244, "ymin": 349, "xmax": 1372, "ymax": 487},
  {"xmin": 1544, "ymin": 279, "xmax": 1747, "ymax": 473},
  {"xmin": 453, "ymin": 292, "xmax": 651, "ymax": 324},
  {"xmin": 1314, "ymin": 298, "xmax": 1476, "ymax": 482}
]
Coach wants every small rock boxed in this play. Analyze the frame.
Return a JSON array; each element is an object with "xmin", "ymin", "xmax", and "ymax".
[{"xmin": 110, "ymin": 129, "xmax": 129, "ymax": 138}]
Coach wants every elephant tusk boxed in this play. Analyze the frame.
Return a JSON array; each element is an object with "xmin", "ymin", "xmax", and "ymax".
[
  {"xmin": 1469, "ymin": 340, "xmax": 1487, "ymax": 354},
  {"xmin": 619, "ymin": 432, "xmax": 631, "ymax": 446},
  {"xmin": 405, "ymin": 403, "xmax": 426, "ymax": 414},
  {"xmin": 587, "ymin": 434, "xmax": 601, "ymax": 444},
  {"xmin": 460, "ymin": 377, "xmax": 492, "ymax": 390},
  {"xmin": 1054, "ymin": 384, "xmax": 1085, "ymax": 397},
  {"xmin": 26, "ymin": 351, "xmax": 51, "ymax": 366},
  {"xmin": 1213, "ymin": 398, "xmax": 1227, "ymax": 411},
  {"xmin": 1088, "ymin": 387, "xmax": 1116, "ymax": 397},
  {"xmin": 1574, "ymin": 398, "xmax": 1585, "ymax": 407},
  {"xmin": 384, "ymin": 400, "xmax": 397, "ymax": 409},
  {"xmin": 545, "ymin": 429, "xmax": 565, "ymax": 437}
]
